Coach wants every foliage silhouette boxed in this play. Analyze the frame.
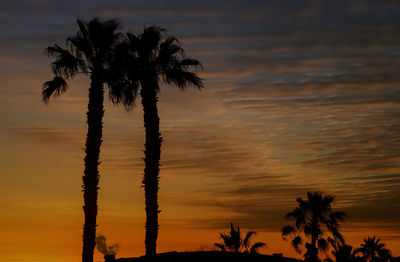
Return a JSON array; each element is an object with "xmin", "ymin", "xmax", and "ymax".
[
  {"xmin": 281, "ymin": 191, "xmax": 346, "ymax": 262},
  {"xmin": 324, "ymin": 242, "xmax": 362, "ymax": 262},
  {"xmin": 354, "ymin": 236, "xmax": 392, "ymax": 262},
  {"xmin": 42, "ymin": 18, "xmax": 123, "ymax": 262},
  {"xmin": 108, "ymin": 25, "xmax": 203, "ymax": 256},
  {"xmin": 214, "ymin": 223, "xmax": 266, "ymax": 254}
]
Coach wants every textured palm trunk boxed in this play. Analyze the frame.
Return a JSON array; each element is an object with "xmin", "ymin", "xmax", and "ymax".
[
  {"xmin": 140, "ymin": 78, "xmax": 162, "ymax": 257},
  {"xmin": 306, "ymin": 234, "xmax": 319, "ymax": 262},
  {"xmin": 82, "ymin": 73, "xmax": 104, "ymax": 262}
]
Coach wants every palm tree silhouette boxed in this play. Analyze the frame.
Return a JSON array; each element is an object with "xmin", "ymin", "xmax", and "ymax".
[
  {"xmin": 108, "ymin": 26, "xmax": 203, "ymax": 256},
  {"xmin": 214, "ymin": 223, "xmax": 266, "ymax": 254},
  {"xmin": 355, "ymin": 236, "xmax": 392, "ymax": 262},
  {"xmin": 281, "ymin": 191, "xmax": 346, "ymax": 262},
  {"xmin": 324, "ymin": 242, "xmax": 361, "ymax": 262},
  {"xmin": 42, "ymin": 18, "xmax": 122, "ymax": 262}
]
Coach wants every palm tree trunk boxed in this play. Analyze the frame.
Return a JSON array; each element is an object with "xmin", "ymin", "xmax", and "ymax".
[
  {"xmin": 140, "ymin": 79, "xmax": 162, "ymax": 257},
  {"xmin": 308, "ymin": 235, "xmax": 319, "ymax": 262},
  {"xmin": 82, "ymin": 74, "xmax": 104, "ymax": 262}
]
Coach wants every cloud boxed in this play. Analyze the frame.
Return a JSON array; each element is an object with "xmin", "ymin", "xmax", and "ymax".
[{"xmin": 7, "ymin": 125, "xmax": 84, "ymax": 146}]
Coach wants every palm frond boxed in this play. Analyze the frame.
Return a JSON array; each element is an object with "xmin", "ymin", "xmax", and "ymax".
[
  {"xmin": 158, "ymin": 36, "xmax": 183, "ymax": 65},
  {"xmin": 214, "ymin": 243, "xmax": 226, "ymax": 252},
  {"xmin": 330, "ymin": 211, "xmax": 346, "ymax": 223},
  {"xmin": 377, "ymin": 248, "xmax": 392, "ymax": 260},
  {"xmin": 243, "ymin": 231, "xmax": 256, "ymax": 249},
  {"xmin": 159, "ymin": 37, "xmax": 182, "ymax": 56},
  {"xmin": 304, "ymin": 225, "xmax": 313, "ymax": 237},
  {"xmin": 180, "ymin": 58, "xmax": 203, "ymax": 70},
  {"xmin": 108, "ymin": 78, "xmax": 139, "ymax": 110},
  {"xmin": 292, "ymin": 236, "xmax": 303, "ymax": 253},
  {"xmin": 126, "ymin": 32, "xmax": 140, "ymax": 51},
  {"xmin": 250, "ymin": 242, "xmax": 266, "ymax": 254},
  {"xmin": 139, "ymin": 25, "xmax": 165, "ymax": 59},
  {"xmin": 163, "ymin": 69, "xmax": 203, "ymax": 90},
  {"xmin": 285, "ymin": 207, "xmax": 306, "ymax": 228},
  {"xmin": 76, "ymin": 19, "xmax": 89, "ymax": 39},
  {"xmin": 42, "ymin": 76, "xmax": 68, "ymax": 103},
  {"xmin": 331, "ymin": 230, "xmax": 345, "ymax": 244},
  {"xmin": 162, "ymin": 36, "xmax": 180, "ymax": 47},
  {"xmin": 219, "ymin": 232, "xmax": 232, "ymax": 249},
  {"xmin": 87, "ymin": 17, "xmax": 122, "ymax": 51},
  {"xmin": 46, "ymin": 44, "xmax": 66, "ymax": 57},
  {"xmin": 282, "ymin": 225, "xmax": 296, "ymax": 238},
  {"xmin": 318, "ymin": 238, "xmax": 329, "ymax": 253},
  {"xmin": 46, "ymin": 44, "xmax": 83, "ymax": 78},
  {"xmin": 66, "ymin": 17, "xmax": 122, "ymax": 68},
  {"xmin": 327, "ymin": 237, "xmax": 336, "ymax": 248},
  {"xmin": 297, "ymin": 196, "xmax": 309, "ymax": 211},
  {"xmin": 67, "ymin": 33, "xmax": 93, "ymax": 63}
]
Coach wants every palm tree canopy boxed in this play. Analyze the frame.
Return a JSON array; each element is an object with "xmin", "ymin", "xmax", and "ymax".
[
  {"xmin": 281, "ymin": 192, "xmax": 346, "ymax": 255},
  {"xmin": 108, "ymin": 25, "xmax": 203, "ymax": 110},
  {"xmin": 217, "ymin": 223, "xmax": 242, "ymax": 252},
  {"xmin": 355, "ymin": 236, "xmax": 392, "ymax": 262},
  {"xmin": 324, "ymin": 242, "xmax": 357, "ymax": 262},
  {"xmin": 42, "ymin": 17, "xmax": 122, "ymax": 103},
  {"xmin": 214, "ymin": 223, "xmax": 266, "ymax": 254}
]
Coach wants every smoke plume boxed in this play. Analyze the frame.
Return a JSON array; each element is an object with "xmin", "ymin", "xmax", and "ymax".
[{"xmin": 95, "ymin": 234, "xmax": 120, "ymax": 255}]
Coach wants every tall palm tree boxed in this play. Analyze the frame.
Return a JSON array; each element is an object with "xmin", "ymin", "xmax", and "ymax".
[
  {"xmin": 355, "ymin": 236, "xmax": 392, "ymax": 262},
  {"xmin": 108, "ymin": 26, "xmax": 203, "ymax": 256},
  {"xmin": 281, "ymin": 191, "xmax": 346, "ymax": 262},
  {"xmin": 42, "ymin": 18, "xmax": 122, "ymax": 262},
  {"xmin": 214, "ymin": 223, "xmax": 266, "ymax": 254}
]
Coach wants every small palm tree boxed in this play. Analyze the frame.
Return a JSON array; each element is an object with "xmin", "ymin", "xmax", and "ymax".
[
  {"xmin": 42, "ymin": 18, "xmax": 122, "ymax": 262},
  {"xmin": 355, "ymin": 236, "xmax": 392, "ymax": 262},
  {"xmin": 281, "ymin": 191, "xmax": 346, "ymax": 262},
  {"xmin": 214, "ymin": 223, "xmax": 266, "ymax": 254},
  {"xmin": 108, "ymin": 26, "xmax": 203, "ymax": 256}
]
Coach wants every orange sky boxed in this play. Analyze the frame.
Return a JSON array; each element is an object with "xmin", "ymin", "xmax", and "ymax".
[{"xmin": 1, "ymin": 1, "xmax": 400, "ymax": 261}]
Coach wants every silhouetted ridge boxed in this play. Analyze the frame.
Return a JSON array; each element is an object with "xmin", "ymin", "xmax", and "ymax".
[{"xmin": 114, "ymin": 251, "xmax": 301, "ymax": 262}]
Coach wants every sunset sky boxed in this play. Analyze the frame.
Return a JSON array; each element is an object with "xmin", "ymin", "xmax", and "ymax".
[{"xmin": 1, "ymin": 0, "xmax": 400, "ymax": 261}]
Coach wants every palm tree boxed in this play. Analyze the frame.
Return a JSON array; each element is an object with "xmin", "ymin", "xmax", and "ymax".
[
  {"xmin": 42, "ymin": 18, "xmax": 122, "ymax": 262},
  {"xmin": 214, "ymin": 223, "xmax": 266, "ymax": 254},
  {"xmin": 108, "ymin": 26, "xmax": 203, "ymax": 256},
  {"xmin": 281, "ymin": 191, "xmax": 346, "ymax": 262},
  {"xmin": 355, "ymin": 236, "xmax": 392, "ymax": 262},
  {"xmin": 324, "ymin": 242, "xmax": 360, "ymax": 262}
]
